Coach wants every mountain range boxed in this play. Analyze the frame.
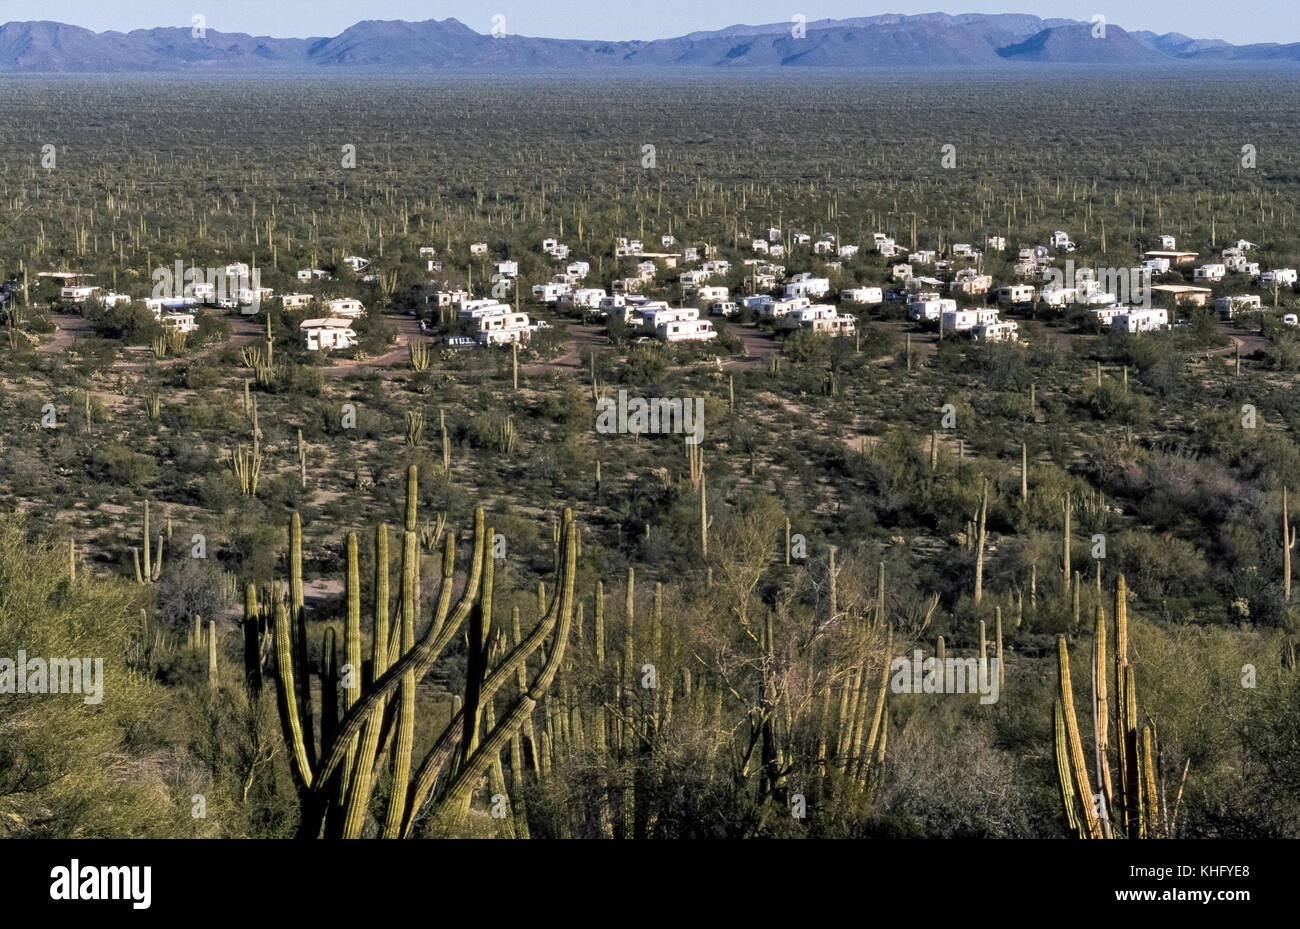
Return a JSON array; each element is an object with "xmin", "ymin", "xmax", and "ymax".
[{"xmin": 0, "ymin": 13, "xmax": 1297, "ymax": 73}]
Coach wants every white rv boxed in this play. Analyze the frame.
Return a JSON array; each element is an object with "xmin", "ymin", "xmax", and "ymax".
[{"xmin": 300, "ymin": 318, "xmax": 357, "ymax": 351}]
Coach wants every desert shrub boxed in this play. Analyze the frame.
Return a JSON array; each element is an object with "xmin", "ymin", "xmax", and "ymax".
[
  {"xmin": 154, "ymin": 554, "xmax": 228, "ymax": 632},
  {"xmin": 0, "ymin": 516, "xmax": 193, "ymax": 838},
  {"xmin": 92, "ymin": 444, "xmax": 157, "ymax": 487}
]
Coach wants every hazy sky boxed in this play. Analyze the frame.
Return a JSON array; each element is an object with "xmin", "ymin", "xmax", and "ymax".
[{"xmin": 3, "ymin": 1, "xmax": 1296, "ymax": 46}]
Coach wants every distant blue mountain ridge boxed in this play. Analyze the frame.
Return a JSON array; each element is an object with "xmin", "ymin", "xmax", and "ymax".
[{"xmin": 0, "ymin": 13, "xmax": 1293, "ymax": 72}]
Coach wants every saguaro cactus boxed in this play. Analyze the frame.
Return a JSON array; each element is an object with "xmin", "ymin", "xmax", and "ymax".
[
  {"xmin": 1285, "ymin": 488, "xmax": 1296, "ymax": 601},
  {"xmin": 974, "ymin": 479, "xmax": 989, "ymax": 604},
  {"xmin": 207, "ymin": 620, "xmax": 218, "ymax": 690},
  {"xmin": 1062, "ymin": 492, "xmax": 1072, "ymax": 592},
  {"xmin": 1021, "ymin": 442, "xmax": 1028, "ymax": 502},
  {"xmin": 441, "ymin": 416, "xmax": 451, "ymax": 471},
  {"xmin": 132, "ymin": 500, "xmax": 163, "ymax": 584},
  {"xmin": 873, "ymin": 562, "xmax": 886, "ymax": 629},
  {"xmin": 700, "ymin": 472, "xmax": 709, "ymax": 559}
]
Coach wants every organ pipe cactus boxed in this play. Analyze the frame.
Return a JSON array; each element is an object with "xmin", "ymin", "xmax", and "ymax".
[
  {"xmin": 232, "ymin": 442, "xmax": 262, "ymax": 497},
  {"xmin": 409, "ymin": 340, "xmax": 430, "ymax": 372},
  {"xmin": 855, "ymin": 626, "xmax": 892, "ymax": 790},
  {"xmin": 405, "ymin": 410, "xmax": 424, "ymax": 447},
  {"xmin": 498, "ymin": 416, "xmax": 518, "ymax": 455},
  {"xmin": 266, "ymin": 465, "xmax": 580, "ymax": 838},
  {"xmin": 1054, "ymin": 635, "xmax": 1104, "ymax": 838},
  {"xmin": 340, "ymin": 524, "xmax": 390, "ymax": 839},
  {"xmin": 1053, "ymin": 697, "xmax": 1082, "ymax": 838},
  {"xmin": 1052, "ymin": 575, "xmax": 1173, "ymax": 839},
  {"xmin": 1091, "ymin": 604, "xmax": 1113, "ymax": 822}
]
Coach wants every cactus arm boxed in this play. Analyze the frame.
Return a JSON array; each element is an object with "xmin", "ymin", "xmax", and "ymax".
[
  {"xmin": 340, "ymin": 526, "xmax": 390, "ymax": 839},
  {"xmin": 380, "ymin": 530, "xmax": 421, "ymax": 838},
  {"xmin": 312, "ymin": 509, "xmax": 485, "ymax": 791},
  {"xmin": 207, "ymin": 620, "xmax": 218, "ymax": 690},
  {"xmin": 273, "ymin": 598, "xmax": 314, "ymax": 792},
  {"xmin": 1057, "ymin": 635, "xmax": 1103, "ymax": 838},
  {"xmin": 1054, "ymin": 698, "xmax": 1084, "ymax": 837},
  {"xmin": 243, "ymin": 583, "xmax": 262, "ymax": 694},
  {"xmin": 460, "ymin": 526, "xmax": 495, "ymax": 768},
  {"xmin": 401, "ymin": 518, "xmax": 572, "ymax": 835},
  {"xmin": 1092, "ymin": 604, "xmax": 1114, "ymax": 828},
  {"xmin": 438, "ymin": 520, "xmax": 578, "ymax": 816},
  {"xmin": 289, "ymin": 513, "xmax": 316, "ymax": 769}
]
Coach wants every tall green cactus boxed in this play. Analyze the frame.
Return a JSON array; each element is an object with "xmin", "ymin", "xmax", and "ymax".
[
  {"xmin": 340, "ymin": 524, "xmax": 390, "ymax": 839},
  {"xmin": 380, "ymin": 529, "xmax": 419, "ymax": 838},
  {"xmin": 265, "ymin": 465, "xmax": 580, "ymax": 838},
  {"xmin": 132, "ymin": 499, "xmax": 163, "ymax": 584},
  {"xmin": 405, "ymin": 410, "xmax": 424, "ymax": 448},
  {"xmin": 1054, "ymin": 635, "xmax": 1103, "ymax": 838},
  {"xmin": 1284, "ymin": 488, "xmax": 1295, "ymax": 602},
  {"xmin": 243, "ymin": 583, "xmax": 262, "ymax": 695},
  {"xmin": 289, "ymin": 512, "xmax": 315, "ymax": 770},
  {"xmin": 1051, "ymin": 577, "xmax": 1171, "ymax": 840},
  {"xmin": 207, "ymin": 620, "xmax": 218, "ymax": 691},
  {"xmin": 974, "ymin": 479, "xmax": 989, "ymax": 604},
  {"xmin": 1062, "ymin": 492, "xmax": 1072, "ymax": 593}
]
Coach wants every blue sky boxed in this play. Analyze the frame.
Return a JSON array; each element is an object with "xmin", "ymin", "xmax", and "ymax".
[{"xmin": 2, "ymin": 1, "xmax": 1295, "ymax": 45}]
